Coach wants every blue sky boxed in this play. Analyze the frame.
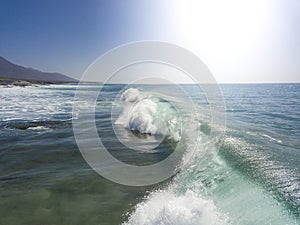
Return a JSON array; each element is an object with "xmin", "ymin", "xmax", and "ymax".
[{"xmin": 0, "ymin": 0, "xmax": 299, "ymax": 83}]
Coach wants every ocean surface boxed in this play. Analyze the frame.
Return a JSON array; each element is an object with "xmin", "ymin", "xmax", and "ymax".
[{"xmin": 0, "ymin": 83, "xmax": 299, "ymax": 225}]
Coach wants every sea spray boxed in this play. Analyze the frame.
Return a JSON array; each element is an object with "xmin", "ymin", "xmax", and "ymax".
[
  {"xmin": 124, "ymin": 188, "xmax": 228, "ymax": 225},
  {"xmin": 115, "ymin": 88, "xmax": 182, "ymax": 141}
]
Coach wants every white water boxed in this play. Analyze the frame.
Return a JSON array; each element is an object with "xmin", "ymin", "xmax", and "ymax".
[
  {"xmin": 0, "ymin": 85, "xmax": 75, "ymax": 122},
  {"xmin": 115, "ymin": 88, "xmax": 182, "ymax": 141},
  {"xmin": 124, "ymin": 136, "xmax": 298, "ymax": 225},
  {"xmin": 124, "ymin": 188, "xmax": 228, "ymax": 225}
]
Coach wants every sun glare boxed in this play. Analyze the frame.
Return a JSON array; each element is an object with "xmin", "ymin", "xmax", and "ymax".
[{"xmin": 177, "ymin": 0, "xmax": 271, "ymax": 58}]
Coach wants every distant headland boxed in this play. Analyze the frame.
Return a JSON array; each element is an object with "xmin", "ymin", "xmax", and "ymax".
[{"xmin": 0, "ymin": 56, "xmax": 78, "ymax": 86}]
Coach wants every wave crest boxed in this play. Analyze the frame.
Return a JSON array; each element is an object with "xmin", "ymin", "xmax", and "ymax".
[{"xmin": 115, "ymin": 88, "xmax": 181, "ymax": 141}]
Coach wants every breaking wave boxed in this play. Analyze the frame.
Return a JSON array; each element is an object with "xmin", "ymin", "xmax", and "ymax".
[{"xmin": 115, "ymin": 88, "xmax": 182, "ymax": 141}]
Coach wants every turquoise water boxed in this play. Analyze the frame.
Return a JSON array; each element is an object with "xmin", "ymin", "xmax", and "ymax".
[{"xmin": 0, "ymin": 83, "xmax": 299, "ymax": 225}]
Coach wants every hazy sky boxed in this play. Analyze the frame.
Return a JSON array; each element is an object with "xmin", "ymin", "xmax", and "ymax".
[{"xmin": 0, "ymin": 0, "xmax": 299, "ymax": 83}]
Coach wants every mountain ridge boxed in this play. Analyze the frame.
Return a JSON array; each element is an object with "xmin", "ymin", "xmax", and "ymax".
[{"xmin": 0, "ymin": 56, "xmax": 77, "ymax": 83}]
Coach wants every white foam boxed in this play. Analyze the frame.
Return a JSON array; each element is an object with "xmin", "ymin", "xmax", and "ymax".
[
  {"xmin": 261, "ymin": 134, "xmax": 282, "ymax": 143},
  {"xmin": 126, "ymin": 98, "xmax": 158, "ymax": 134},
  {"xmin": 0, "ymin": 85, "xmax": 75, "ymax": 121},
  {"xmin": 115, "ymin": 88, "xmax": 181, "ymax": 141},
  {"xmin": 124, "ymin": 189, "xmax": 228, "ymax": 225},
  {"xmin": 115, "ymin": 91, "xmax": 160, "ymax": 135},
  {"xmin": 120, "ymin": 88, "xmax": 141, "ymax": 102},
  {"xmin": 27, "ymin": 126, "xmax": 50, "ymax": 131}
]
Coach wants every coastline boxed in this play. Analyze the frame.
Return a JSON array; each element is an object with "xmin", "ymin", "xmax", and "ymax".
[{"xmin": 0, "ymin": 77, "xmax": 78, "ymax": 87}]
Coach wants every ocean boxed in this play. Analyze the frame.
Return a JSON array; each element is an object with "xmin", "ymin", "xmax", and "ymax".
[{"xmin": 0, "ymin": 83, "xmax": 299, "ymax": 225}]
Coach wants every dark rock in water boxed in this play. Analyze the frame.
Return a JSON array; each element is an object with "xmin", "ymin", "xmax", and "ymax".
[
  {"xmin": 4, "ymin": 120, "xmax": 72, "ymax": 130},
  {"xmin": 14, "ymin": 125, "xmax": 30, "ymax": 130}
]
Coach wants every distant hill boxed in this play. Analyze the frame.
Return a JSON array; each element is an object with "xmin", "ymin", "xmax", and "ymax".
[{"xmin": 0, "ymin": 56, "xmax": 77, "ymax": 83}]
